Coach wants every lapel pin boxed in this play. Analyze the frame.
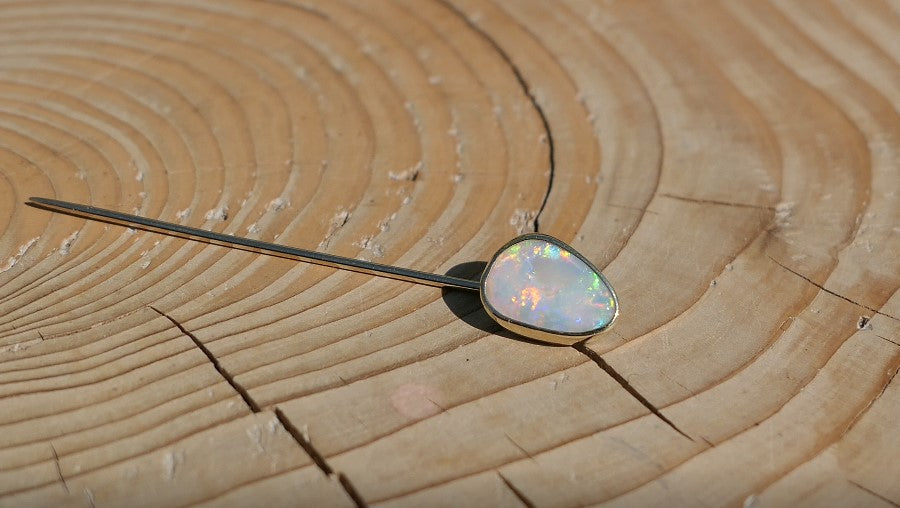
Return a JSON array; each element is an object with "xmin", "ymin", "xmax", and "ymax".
[{"xmin": 29, "ymin": 197, "xmax": 618, "ymax": 345}]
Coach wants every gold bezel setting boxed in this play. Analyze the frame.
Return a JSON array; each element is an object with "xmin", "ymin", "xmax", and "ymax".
[{"xmin": 479, "ymin": 233, "xmax": 619, "ymax": 345}]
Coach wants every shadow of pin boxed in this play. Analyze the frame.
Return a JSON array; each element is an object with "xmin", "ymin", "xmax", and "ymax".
[
  {"xmin": 440, "ymin": 261, "xmax": 567, "ymax": 347},
  {"xmin": 440, "ymin": 261, "xmax": 493, "ymax": 333}
]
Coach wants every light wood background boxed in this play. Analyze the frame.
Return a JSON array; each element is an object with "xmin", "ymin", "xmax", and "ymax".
[{"xmin": 1, "ymin": 1, "xmax": 898, "ymax": 506}]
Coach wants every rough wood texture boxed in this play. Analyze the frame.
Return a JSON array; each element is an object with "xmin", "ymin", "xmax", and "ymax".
[{"xmin": 1, "ymin": 1, "xmax": 898, "ymax": 506}]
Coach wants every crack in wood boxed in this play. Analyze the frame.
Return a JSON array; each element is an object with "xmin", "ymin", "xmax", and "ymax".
[
  {"xmin": 874, "ymin": 334, "xmax": 900, "ymax": 347},
  {"xmin": 497, "ymin": 471, "xmax": 536, "ymax": 508},
  {"xmin": 149, "ymin": 305, "xmax": 369, "ymax": 507},
  {"xmin": 849, "ymin": 480, "xmax": 900, "ymax": 507},
  {"xmin": 84, "ymin": 487, "xmax": 96, "ymax": 508},
  {"xmin": 149, "ymin": 306, "xmax": 260, "ymax": 413},
  {"xmin": 607, "ymin": 202, "xmax": 660, "ymax": 216},
  {"xmin": 660, "ymin": 192, "xmax": 776, "ymax": 210},
  {"xmin": 437, "ymin": 0, "xmax": 556, "ymax": 233},
  {"xmin": 768, "ymin": 256, "xmax": 900, "ymax": 322},
  {"xmin": 49, "ymin": 443, "xmax": 69, "ymax": 494},
  {"xmin": 337, "ymin": 473, "xmax": 368, "ymax": 508},
  {"xmin": 273, "ymin": 408, "xmax": 368, "ymax": 508},
  {"xmin": 504, "ymin": 433, "xmax": 535, "ymax": 462},
  {"xmin": 572, "ymin": 343, "xmax": 694, "ymax": 441}
]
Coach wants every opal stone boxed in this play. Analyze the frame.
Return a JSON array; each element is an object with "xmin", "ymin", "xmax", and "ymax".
[{"xmin": 482, "ymin": 236, "xmax": 616, "ymax": 336}]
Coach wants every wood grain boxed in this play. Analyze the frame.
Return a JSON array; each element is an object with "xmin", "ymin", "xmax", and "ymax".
[{"xmin": 0, "ymin": 0, "xmax": 897, "ymax": 506}]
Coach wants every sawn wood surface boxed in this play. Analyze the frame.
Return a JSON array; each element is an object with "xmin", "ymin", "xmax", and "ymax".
[{"xmin": 0, "ymin": 1, "xmax": 898, "ymax": 506}]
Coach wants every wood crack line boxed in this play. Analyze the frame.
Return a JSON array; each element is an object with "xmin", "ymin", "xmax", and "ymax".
[
  {"xmin": 497, "ymin": 471, "xmax": 536, "ymax": 508},
  {"xmin": 150, "ymin": 306, "xmax": 368, "ymax": 507},
  {"xmin": 49, "ymin": 443, "xmax": 69, "ymax": 494},
  {"xmin": 849, "ymin": 479, "xmax": 900, "ymax": 507},
  {"xmin": 274, "ymin": 408, "xmax": 368, "ymax": 508},
  {"xmin": 572, "ymin": 343, "xmax": 695, "ymax": 441},
  {"xmin": 767, "ymin": 256, "xmax": 900, "ymax": 322},
  {"xmin": 437, "ymin": 0, "xmax": 556, "ymax": 233},
  {"xmin": 149, "ymin": 306, "xmax": 260, "ymax": 413},
  {"xmin": 659, "ymin": 192, "xmax": 776, "ymax": 210},
  {"xmin": 875, "ymin": 334, "xmax": 900, "ymax": 347}
]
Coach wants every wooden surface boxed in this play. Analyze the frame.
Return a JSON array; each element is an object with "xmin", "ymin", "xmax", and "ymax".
[{"xmin": 1, "ymin": 1, "xmax": 898, "ymax": 506}]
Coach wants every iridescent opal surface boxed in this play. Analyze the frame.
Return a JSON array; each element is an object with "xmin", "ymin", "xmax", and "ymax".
[{"xmin": 482, "ymin": 238, "xmax": 616, "ymax": 335}]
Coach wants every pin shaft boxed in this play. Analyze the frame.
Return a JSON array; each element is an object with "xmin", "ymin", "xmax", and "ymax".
[{"xmin": 28, "ymin": 197, "xmax": 481, "ymax": 292}]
